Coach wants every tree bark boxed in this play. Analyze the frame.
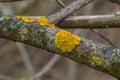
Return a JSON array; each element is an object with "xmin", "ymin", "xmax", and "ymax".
[
  {"xmin": 58, "ymin": 12, "xmax": 120, "ymax": 28},
  {"xmin": 0, "ymin": 16, "xmax": 119, "ymax": 79}
]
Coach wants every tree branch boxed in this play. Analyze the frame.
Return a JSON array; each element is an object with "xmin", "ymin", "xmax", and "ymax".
[
  {"xmin": 26, "ymin": 11, "xmax": 120, "ymax": 28},
  {"xmin": 0, "ymin": 0, "xmax": 120, "ymax": 79},
  {"xmin": 55, "ymin": 0, "xmax": 117, "ymax": 49},
  {"xmin": 0, "ymin": 16, "xmax": 119, "ymax": 79},
  {"xmin": 16, "ymin": 42, "xmax": 35, "ymax": 78},
  {"xmin": 48, "ymin": 0, "xmax": 94, "ymax": 24},
  {"xmin": 58, "ymin": 12, "xmax": 120, "ymax": 28},
  {"xmin": 31, "ymin": 55, "xmax": 60, "ymax": 80}
]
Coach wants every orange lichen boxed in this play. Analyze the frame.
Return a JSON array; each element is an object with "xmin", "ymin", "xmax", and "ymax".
[
  {"xmin": 55, "ymin": 30, "xmax": 81, "ymax": 52},
  {"xmin": 23, "ymin": 28, "xmax": 28, "ymax": 34},
  {"xmin": 16, "ymin": 16, "xmax": 56, "ymax": 28},
  {"xmin": 92, "ymin": 56, "xmax": 102, "ymax": 66}
]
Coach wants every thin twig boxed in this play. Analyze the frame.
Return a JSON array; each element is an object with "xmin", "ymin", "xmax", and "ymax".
[
  {"xmin": 56, "ymin": 0, "xmax": 117, "ymax": 48},
  {"xmin": 30, "ymin": 55, "xmax": 60, "ymax": 80},
  {"xmin": 91, "ymin": 29, "xmax": 117, "ymax": 48},
  {"xmin": 18, "ymin": 13, "xmax": 120, "ymax": 28},
  {"xmin": 56, "ymin": 0, "xmax": 74, "ymax": 16},
  {"xmin": 48, "ymin": 0, "xmax": 94, "ymax": 23},
  {"xmin": 56, "ymin": 0, "xmax": 65, "ymax": 7},
  {"xmin": 16, "ymin": 42, "xmax": 35, "ymax": 77}
]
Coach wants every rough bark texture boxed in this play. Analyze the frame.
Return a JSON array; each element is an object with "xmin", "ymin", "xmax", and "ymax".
[
  {"xmin": 48, "ymin": 0, "xmax": 94, "ymax": 24},
  {"xmin": 58, "ymin": 12, "xmax": 120, "ymax": 28},
  {"xmin": 0, "ymin": 16, "xmax": 120, "ymax": 79},
  {"xmin": 28, "ymin": 11, "xmax": 120, "ymax": 28}
]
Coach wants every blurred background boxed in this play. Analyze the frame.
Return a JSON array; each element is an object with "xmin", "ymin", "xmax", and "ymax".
[{"xmin": 0, "ymin": 0, "xmax": 119, "ymax": 80}]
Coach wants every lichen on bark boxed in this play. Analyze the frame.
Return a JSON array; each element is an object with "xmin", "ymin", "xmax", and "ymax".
[{"xmin": 0, "ymin": 16, "xmax": 120, "ymax": 79}]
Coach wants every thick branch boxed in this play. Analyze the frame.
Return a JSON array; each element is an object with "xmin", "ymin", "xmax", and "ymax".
[
  {"xmin": 48, "ymin": 0, "xmax": 94, "ymax": 24},
  {"xmin": 58, "ymin": 12, "xmax": 120, "ymax": 28},
  {"xmin": 0, "ymin": 16, "xmax": 120, "ymax": 79}
]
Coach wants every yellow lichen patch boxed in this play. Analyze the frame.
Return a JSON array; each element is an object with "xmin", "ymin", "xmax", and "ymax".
[
  {"xmin": 55, "ymin": 30, "xmax": 81, "ymax": 52},
  {"xmin": 37, "ymin": 16, "xmax": 49, "ymax": 26},
  {"xmin": 23, "ymin": 28, "xmax": 28, "ymax": 34},
  {"xmin": 92, "ymin": 56, "xmax": 102, "ymax": 66},
  {"xmin": 5, "ymin": 16, "xmax": 10, "ymax": 19},
  {"xmin": 16, "ymin": 16, "xmax": 36, "ymax": 22},
  {"xmin": 48, "ymin": 24, "xmax": 57, "ymax": 28},
  {"xmin": 16, "ymin": 16, "xmax": 56, "ymax": 28}
]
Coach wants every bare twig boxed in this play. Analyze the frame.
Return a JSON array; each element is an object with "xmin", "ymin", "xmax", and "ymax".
[
  {"xmin": 30, "ymin": 55, "xmax": 60, "ymax": 80},
  {"xmin": 58, "ymin": 12, "xmax": 120, "ymax": 28},
  {"xmin": 91, "ymin": 29, "xmax": 117, "ymax": 48},
  {"xmin": 56, "ymin": 0, "xmax": 65, "ymax": 7},
  {"xmin": 12, "ymin": 12, "xmax": 120, "ymax": 28},
  {"xmin": 16, "ymin": 42, "xmax": 35, "ymax": 77},
  {"xmin": 0, "ymin": 0, "xmax": 120, "ymax": 79},
  {"xmin": 56, "ymin": 0, "xmax": 117, "ymax": 48},
  {"xmin": 48, "ymin": 0, "xmax": 94, "ymax": 24},
  {"xmin": 56, "ymin": 0, "xmax": 74, "ymax": 16}
]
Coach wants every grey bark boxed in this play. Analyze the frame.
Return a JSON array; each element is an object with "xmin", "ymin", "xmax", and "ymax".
[
  {"xmin": 0, "ymin": 0, "xmax": 120, "ymax": 79},
  {"xmin": 48, "ymin": 0, "xmax": 94, "ymax": 24},
  {"xmin": 58, "ymin": 12, "xmax": 120, "ymax": 28},
  {"xmin": 0, "ymin": 16, "xmax": 119, "ymax": 79}
]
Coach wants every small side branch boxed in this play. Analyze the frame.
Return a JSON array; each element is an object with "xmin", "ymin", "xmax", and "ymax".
[
  {"xmin": 58, "ymin": 12, "xmax": 120, "ymax": 28},
  {"xmin": 26, "ymin": 12, "xmax": 120, "ymax": 28},
  {"xmin": 48, "ymin": 0, "xmax": 94, "ymax": 24},
  {"xmin": 55, "ymin": 0, "xmax": 117, "ymax": 48}
]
